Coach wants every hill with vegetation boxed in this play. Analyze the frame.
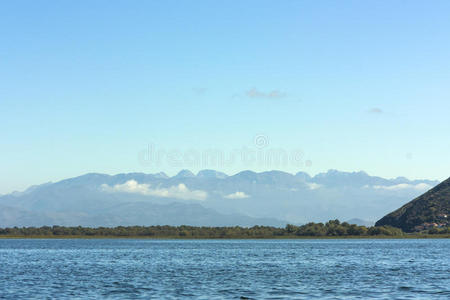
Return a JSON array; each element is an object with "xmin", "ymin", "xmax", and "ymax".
[{"xmin": 376, "ymin": 177, "xmax": 450, "ymax": 232}]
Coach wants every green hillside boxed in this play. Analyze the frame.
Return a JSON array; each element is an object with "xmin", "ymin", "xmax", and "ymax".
[{"xmin": 376, "ymin": 177, "xmax": 450, "ymax": 232}]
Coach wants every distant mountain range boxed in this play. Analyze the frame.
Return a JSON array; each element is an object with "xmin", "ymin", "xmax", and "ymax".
[
  {"xmin": 0, "ymin": 169, "xmax": 439, "ymax": 227},
  {"xmin": 376, "ymin": 176, "xmax": 449, "ymax": 232},
  {"xmin": 345, "ymin": 218, "xmax": 374, "ymax": 227}
]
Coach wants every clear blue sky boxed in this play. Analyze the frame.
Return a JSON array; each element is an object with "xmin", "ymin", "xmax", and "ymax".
[{"xmin": 1, "ymin": 0, "xmax": 450, "ymax": 194}]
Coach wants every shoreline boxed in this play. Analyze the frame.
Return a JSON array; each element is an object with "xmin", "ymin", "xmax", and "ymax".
[{"xmin": 1, "ymin": 234, "xmax": 449, "ymax": 239}]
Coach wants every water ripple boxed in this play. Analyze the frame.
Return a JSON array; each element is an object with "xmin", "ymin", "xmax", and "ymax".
[{"xmin": 0, "ymin": 239, "xmax": 448, "ymax": 299}]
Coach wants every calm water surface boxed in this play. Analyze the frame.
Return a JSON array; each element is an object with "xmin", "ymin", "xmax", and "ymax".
[{"xmin": 0, "ymin": 239, "xmax": 448, "ymax": 299}]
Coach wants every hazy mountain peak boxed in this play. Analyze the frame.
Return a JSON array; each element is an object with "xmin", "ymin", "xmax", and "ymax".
[
  {"xmin": 232, "ymin": 170, "xmax": 258, "ymax": 180},
  {"xmin": 56, "ymin": 173, "xmax": 111, "ymax": 186},
  {"xmin": 312, "ymin": 169, "xmax": 384, "ymax": 187},
  {"xmin": 174, "ymin": 170, "xmax": 196, "ymax": 178},
  {"xmin": 321, "ymin": 169, "xmax": 368, "ymax": 176},
  {"xmin": 84, "ymin": 172, "xmax": 109, "ymax": 177},
  {"xmin": 197, "ymin": 170, "xmax": 228, "ymax": 179},
  {"xmin": 116, "ymin": 172, "xmax": 146, "ymax": 178},
  {"xmin": 345, "ymin": 218, "xmax": 374, "ymax": 226},
  {"xmin": 260, "ymin": 170, "xmax": 293, "ymax": 177},
  {"xmin": 258, "ymin": 171, "xmax": 296, "ymax": 183},
  {"xmin": 153, "ymin": 172, "xmax": 169, "ymax": 179},
  {"xmin": 295, "ymin": 172, "xmax": 311, "ymax": 181},
  {"xmin": 10, "ymin": 182, "xmax": 53, "ymax": 197}
]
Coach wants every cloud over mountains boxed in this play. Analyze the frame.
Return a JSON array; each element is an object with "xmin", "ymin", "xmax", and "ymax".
[
  {"xmin": 371, "ymin": 183, "xmax": 432, "ymax": 191},
  {"xmin": 224, "ymin": 191, "xmax": 250, "ymax": 199},
  {"xmin": 101, "ymin": 180, "xmax": 208, "ymax": 201}
]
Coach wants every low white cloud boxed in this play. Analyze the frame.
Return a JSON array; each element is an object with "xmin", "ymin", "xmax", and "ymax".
[
  {"xmin": 224, "ymin": 191, "xmax": 250, "ymax": 199},
  {"xmin": 307, "ymin": 183, "xmax": 322, "ymax": 190},
  {"xmin": 372, "ymin": 183, "xmax": 432, "ymax": 191},
  {"xmin": 101, "ymin": 180, "xmax": 208, "ymax": 201}
]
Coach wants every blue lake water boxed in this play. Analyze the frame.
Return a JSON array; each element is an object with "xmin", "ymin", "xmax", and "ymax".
[{"xmin": 0, "ymin": 239, "xmax": 448, "ymax": 299}]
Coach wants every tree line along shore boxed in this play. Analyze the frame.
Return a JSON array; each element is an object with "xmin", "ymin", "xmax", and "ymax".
[{"xmin": 1, "ymin": 220, "xmax": 449, "ymax": 238}]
